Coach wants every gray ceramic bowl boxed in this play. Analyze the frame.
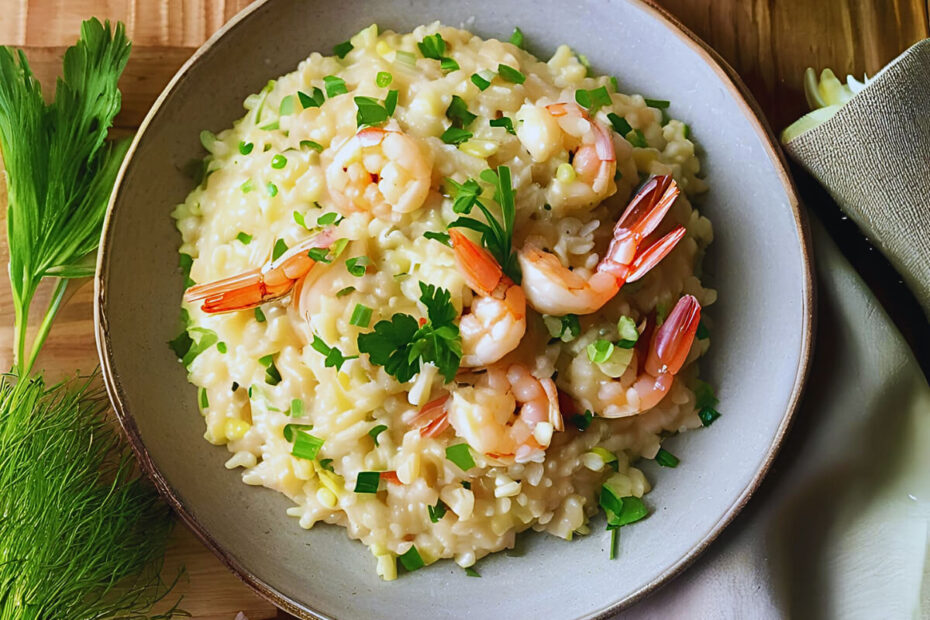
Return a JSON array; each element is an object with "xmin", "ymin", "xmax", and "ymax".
[{"xmin": 95, "ymin": 1, "xmax": 814, "ymax": 618}]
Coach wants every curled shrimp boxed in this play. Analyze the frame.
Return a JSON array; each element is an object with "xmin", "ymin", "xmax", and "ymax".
[
  {"xmin": 515, "ymin": 101, "xmax": 616, "ymax": 209},
  {"xmin": 587, "ymin": 295, "xmax": 701, "ymax": 418},
  {"xmin": 325, "ymin": 124, "xmax": 433, "ymax": 220},
  {"xmin": 449, "ymin": 228, "xmax": 526, "ymax": 367},
  {"xmin": 415, "ymin": 365, "xmax": 562, "ymax": 463},
  {"xmin": 518, "ymin": 175, "xmax": 685, "ymax": 316},
  {"xmin": 183, "ymin": 230, "xmax": 334, "ymax": 313}
]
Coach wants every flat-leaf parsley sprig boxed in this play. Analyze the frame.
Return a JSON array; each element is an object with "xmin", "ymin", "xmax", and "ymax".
[
  {"xmin": 447, "ymin": 165, "xmax": 521, "ymax": 283},
  {"xmin": 357, "ymin": 281, "xmax": 462, "ymax": 383}
]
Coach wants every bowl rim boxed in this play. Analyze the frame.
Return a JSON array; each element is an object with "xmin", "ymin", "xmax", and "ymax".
[{"xmin": 94, "ymin": 1, "xmax": 815, "ymax": 617}]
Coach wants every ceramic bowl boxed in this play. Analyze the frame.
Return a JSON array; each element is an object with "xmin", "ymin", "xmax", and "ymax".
[{"xmin": 95, "ymin": 1, "xmax": 814, "ymax": 618}]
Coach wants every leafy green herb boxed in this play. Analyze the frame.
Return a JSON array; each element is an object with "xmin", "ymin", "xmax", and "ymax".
[
  {"xmin": 445, "ymin": 443, "xmax": 476, "ymax": 471},
  {"xmin": 317, "ymin": 211, "xmax": 344, "ymax": 227},
  {"xmin": 254, "ymin": 307, "xmax": 266, "ymax": 323},
  {"xmin": 355, "ymin": 95, "xmax": 393, "ymax": 127},
  {"xmin": 427, "ymin": 499, "xmax": 447, "ymax": 522},
  {"xmin": 290, "ymin": 398, "xmax": 304, "ymax": 417},
  {"xmin": 266, "ymin": 182, "xmax": 278, "ymax": 197},
  {"xmin": 609, "ymin": 76, "xmax": 619, "ymax": 92},
  {"xmin": 384, "ymin": 90, "xmax": 399, "ymax": 116},
  {"xmin": 333, "ymin": 40, "xmax": 353, "ymax": 58},
  {"xmin": 424, "ymin": 231, "xmax": 451, "ymax": 246},
  {"xmin": 310, "ymin": 335, "xmax": 358, "ymax": 370},
  {"xmin": 489, "ymin": 116, "xmax": 516, "ymax": 134},
  {"xmin": 216, "ymin": 341, "xmax": 227, "ymax": 354},
  {"xmin": 376, "ymin": 71, "xmax": 393, "ymax": 87},
  {"xmin": 331, "ymin": 237, "xmax": 349, "ymax": 258},
  {"xmin": 543, "ymin": 314, "xmax": 580, "ymax": 342},
  {"xmin": 655, "ymin": 448, "xmax": 680, "ymax": 468},
  {"xmin": 336, "ymin": 286, "xmax": 356, "ymax": 297},
  {"xmin": 239, "ymin": 141, "xmax": 254, "ymax": 155},
  {"xmin": 644, "ymin": 98, "xmax": 670, "ymax": 109},
  {"xmin": 575, "ymin": 86, "xmax": 611, "ymax": 113},
  {"xmin": 607, "ymin": 112, "xmax": 633, "ymax": 136},
  {"xmin": 441, "ymin": 126, "xmax": 473, "ymax": 145},
  {"xmin": 272, "ymin": 238, "xmax": 288, "ymax": 261},
  {"xmin": 571, "ymin": 410, "xmax": 594, "ymax": 432},
  {"xmin": 271, "ymin": 154, "xmax": 287, "ymax": 169},
  {"xmin": 240, "ymin": 178, "xmax": 254, "ymax": 193},
  {"xmin": 350, "ymin": 303, "xmax": 373, "ymax": 328},
  {"xmin": 307, "ymin": 247, "xmax": 332, "ymax": 263},
  {"xmin": 199, "ymin": 387, "xmax": 209, "ymax": 410},
  {"xmin": 292, "ymin": 431, "xmax": 324, "ymax": 460},
  {"xmin": 319, "ymin": 458, "xmax": 335, "ymax": 472},
  {"xmin": 600, "ymin": 488, "xmax": 648, "ymax": 530},
  {"xmin": 179, "ymin": 253, "xmax": 194, "ymax": 287},
  {"xmin": 399, "ymin": 545, "xmax": 425, "ymax": 571},
  {"xmin": 258, "ymin": 353, "xmax": 282, "ymax": 385},
  {"xmin": 293, "ymin": 211, "xmax": 308, "ymax": 229},
  {"xmin": 470, "ymin": 73, "xmax": 491, "ymax": 90},
  {"xmin": 497, "ymin": 64, "xmax": 525, "ymax": 84},
  {"xmin": 417, "ymin": 33, "xmax": 457, "ymax": 71},
  {"xmin": 259, "ymin": 120, "xmax": 279, "ymax": 131},
  {"xmin": 446, "ymin": 95, "xmax": 477, "ymax": 128},
  {"xmin": 628, "ymin": 129, "xmax": 648, "ymax": 148},
  {"xmin": 279, "ymin": 94, "xmax": 296, "ymax": 115},
  {"xmin": 300, "ymin": 139, "xmax": 323, "ymax": 152},
  {"xmin": 576, "ymin": 50, "xmax": 593, "ymax": 76},
  {"xmin": 509, "ymin": 26, "xmax": 524, "ymax": 48},
  {"xmin": 368, "ymin": 424, "xmax": 388, "ymax": 446},
  {"xmin": 283, "ymin": 423, "xmax": 313, "ymax": 442},
  {"xmin": 323, "ymin": 75, "xmax": 348, "ymax": 97},
  {"xmin": 616, "ymin": 315, "xmax": 639, "ymax": 347},
  {"xmin": 174, "ymin": 327, "xmax": 218, "ymax": 367},
  {"xmin": 587, "ymin": 339, "xmax": 614, "ymax": 363},
  {"xmin": 448, "ymin": 165, "xmax": 520, "ymax": 283},
  {"xmin": 441, "ymin": 57, "xmax": 460, "ymax": 72},
  {"xmin": 356, "ymin": 281, "xmax": 462, "ymax": 383},
  {"xmin": 236, "ymin": 232, "xmax": 252, "ymax": 244},
  {"xmin": 465, "ymin": 567, "xmax": 481, "ymax": 577},
  {"xmin": 298, "ymin": 87, "xmax": 325, "ymax": 109},
  {"xmin": 354, "ymin": 471, "xmax": 381, "ymax": 493},
  {"xmin": 345, "ymin": 256, "xmax": 371, "ymax": 277}
]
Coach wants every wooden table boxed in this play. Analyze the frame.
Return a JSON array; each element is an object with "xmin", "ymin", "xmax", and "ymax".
[{"xmin": 1, "ymin": 1, "xmax": 927, "ymax": 617}]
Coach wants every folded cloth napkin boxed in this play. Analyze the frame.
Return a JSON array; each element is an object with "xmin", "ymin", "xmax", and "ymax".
[{"xmin": 783, "ymin": 39, "xmax": 930, "ymax": 319}]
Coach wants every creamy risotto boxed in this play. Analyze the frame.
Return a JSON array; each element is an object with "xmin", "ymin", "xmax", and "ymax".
[{"xmin": 172, "ymin": 23, "xmax": 716, "ymax": 579}]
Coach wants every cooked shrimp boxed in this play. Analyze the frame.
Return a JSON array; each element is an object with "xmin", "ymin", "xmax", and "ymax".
[
  {"xmin": 414, "ymin": 364, "xmax": 562, "ymax": 463},
  {"xmin": 183, "ymin": 230, "xmax": 335, "ymax": 313},
  {"xmin": 449, "ymin": 229, "xmax": 526, "ymax": 367},
  {"xmin": 515, "ymin": 101, "xmax": 616, "ymax": 209},
  {"xmin": 596, "ymin": 295, "xmax": 701, "ymax": 418},
  {"xmin": 518, "ymin": 174, "xmax": 685, "ymax": 316},
  {"xmin": 325, "ymin": 123, "xmax": 433, "ymax": 220}
]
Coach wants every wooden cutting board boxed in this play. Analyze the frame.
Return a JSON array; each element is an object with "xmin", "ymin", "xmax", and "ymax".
[{"xmin": 0, "ymin": 1, "xmax": 926, "ymax": 618}]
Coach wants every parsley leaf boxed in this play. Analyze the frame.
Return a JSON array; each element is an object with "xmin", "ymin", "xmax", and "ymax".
[
  {"xmin": 446, "ymin": 95, "xmax": 476, "ymax": 128},
  {"xmin": 355, "ymin": 95, "xmax": 393, "ymax": 128},
  {"xmin": 310, "ymin": 335, "xmax": 358, "ymax": 370}
]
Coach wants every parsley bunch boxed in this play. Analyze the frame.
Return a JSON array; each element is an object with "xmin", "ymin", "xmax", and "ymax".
[
  {"xmin": 357, "ymin": 282, "xmax": 462, "ymax": 382},
  {"xmin": 448, "ymin": 165, "xmax": 521, "ymax": 283}
]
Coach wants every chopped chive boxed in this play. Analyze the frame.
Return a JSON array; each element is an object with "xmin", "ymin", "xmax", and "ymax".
[
  {"xmin": 354, "ymin": 471, "xmax": 381, "ymax": 493},
  {"xmin": 279, "ymin": 94, "xmax": 296, "ymax": 115},
  {"xmin": 446, "ymin": 95, "xmax": 477, "ymax": 128},
  {"xmin": 236, "ymin": 232, "xmax": 252, "ymax": 244},
  {"xmin": 427, "ymin": 499, "xmax": 447, "ymax": 522},
  {"xmin": 350, "ymin": 304, "xmax": 373, "ymax": 328},
  {"xmin": 497, "ymin": 64, "xmax": 525, "ymax": 84},
  {"xmin": 489, "ymin": 117, "xmax": 515, "ymax": 134},
  {"xmin": 333, "ymin": 40, "xmax": 353, "ymax": 58},
  {"xmin": 259, "ymin": 120, "xmax": 279, "ymax": 131},
  {"xmin": 376, "ymin": 71, "xmax": 393, "ymax": 87},
  {"xmin": 316, "ymin": 212, "xmax": 344, "ymax": 226},
  {"xmin": 616, "ymin": 316, "xmax": 639, "ymax": 347},
  {"xmin": 217, "ymin": 341, "xmax": 227, "ymax": 354},
  {"xmin": 586, "ymin": 339, "xmax": 614, "ymax": 363},
  {"xmin": 290, "ymin": 398, "xmax": 304, "ymax": 417},
  {"xmin": 336, "ymin": 286, "xmax": 356, "ymax": 297},
  {"xmin": 300, "ymin": 139, "xmax": 323, "ymax": 152},
  {"xmin": 272, "ymin": 239, "xmax": 288, "ymax": 261},
  {"xmin": 238, "ymin": 141, "xmax": 254, "ymax": 155},
  {"xmin": 179, "ymin": 253, "xmax": 194, "ymax": 286},
  {"xmin": 576, "ymin": 51, "xmax": 593, "ymax": 76},
  {"xmin": 368, "ymin": 424, "xmax": 388, "ymax": 446},
  {"xmin": 259, "ymin": 353, "xmax": 282, "ymax": 385},
  {"xmin": 424, "ymin": 231, "xmax": 451, "ymax": 246},
  {"xmin": 609, "ymin": 527, "xmax": 619, "ymax": 560},
  {"xmin": 607, "ymin": 113, "xmax": 633, "ymax": 136},
  {"xmin": 271, "ymin": 154, "xmax": 287, "ymax": 169},
  {"xmin": 609, "ymin": 76, "xmax": 619, "ymax": 92},
  {"xmin": 263, "ymin": 144, "xmax": 272, "ymax": 152},
  {"xmin": 199, "ymin": 387, "xmax": 209, "ymax": 409},
  {"xmin": 384, "ymin": 89, "xmax": 399, "ymax": 115},
  {"xmin": 298, "ymin": 87, "xmax": 325, "ymax": 109},
  {"xmin": 628, "ymin": 129, "xmax": 648, "ymax": 148},
  {"xmin": 571, "ymin": 410, "xmax": 594, "ymax": 432},
  {"xmin": 398, "ymin": 545, "xmax": 425, "ymax": 571},
  {"xmin": 696, "ymin": 319, "xmax": 710, "ymax": 339},
  {"xmin": 394, "ymin": 50, "xmax": 417, "ymax": 66},
  {"xmin": 509, "ymin": 26, "xmax": 524, "ymax": 48},
  {"xmin": 331, "ymin": 238, "xmax": 349, "ymax": 258},
  {"xmin": 417, "ymin": 33, "xmax": 447, "ymax": 60},
  {"xmin": 319, "ymin": 458, "xmax": 335, "ymax": 472},
  {"xmin": 355, "ymin": 95, "xmax": 392, "ymax": 127},
  {"xmin": 699, "ymin": 407, "xmax": 721, "ymax": 426},
  {"xmin": 254, "ymin": 307, "xmax": 266, "ymax": 323},
  {"xmin": 543, "ymin": 314, "xmax": 580, "ymax": 342},
  {"xmin": 266, "ymin": 182, "xmax": 278, "ymax": 197},
  {"xmin": 345, "ymin": 256, "xmax": 371, "ymax": 277},
  {"xmin": 644, "ymin": 98, "xmax": 670, "ymax": 109},
  {"xmin": 683, "ymin": 124, "xmax": 692, "ymax": 140},
  {"xmin": 575, "ymin": 86, "xmax": 612, "ymax": 113},
  {"xmin": 470, "ymin": 73, "xmax": 491, "ymax": 90},
  {"xmin": 307, "ymin": 247, "xmax": 332, "ymax": 263},
  {"xmin": 440, "ymin": 57, "xmax": 460, "ymax": 72},
  {"xmin": 283, "ymin": 423, "xmax": 313, "ymax": 442},
  {"xmin": 291, "ymin": 431, "xmax": 324, "ymax": 460},
  {"xmin": 445, "ymin": 443, "xmax": 476, "ymax": 471},
  {"xmin": 323, "ymin": 75, "xmax": 348, "ymax": 97},
  {"xmin": 464, "ymin": 567, "xmax": 481, "ymax": 578},
  {"xmin": 240, "ymin": 178, "xmax": 254, "ymax": 193},
  {"xmin": 441, "ymin": 127, "xmax": 473, "ymax": 145},
  {"xmin": 655, "ymin": 448, "xmax": 680, "ymax": 468}
]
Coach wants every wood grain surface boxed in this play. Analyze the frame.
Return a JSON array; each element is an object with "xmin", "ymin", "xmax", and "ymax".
[{"xmin": 0, "ymin": 1, "xmax": 927, "ymax": 618}]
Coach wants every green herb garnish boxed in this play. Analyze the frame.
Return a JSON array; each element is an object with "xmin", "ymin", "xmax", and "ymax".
[
  {"xmin": 644, "ymin": 98, "xmax": 670, "ymax": 109},
  {"xmin": 254, "ymin": 307, "xmax": 266, "ymax": 323},
  {"xmin": 446, "ymin": 95, "xmax": 476, "ymax": 128},
  {"xmin": 587, "ymin": 339, "xmax": 614, "ymax": 363},
  {"xmin": 310, "ymin": 335, "xmax": 358, "ymax": 370},
  {"xmin": 399, "ymin": 545, "xmax": 425, "ymax": 571},
  {"xmin": 497, "ymin": 64, "xmax": 525, "ymax": 84},
  {"xmin": 307, "ymin": 247, "xmax": 332, "ymax": 264},
  {"xmin": 199, "ymin": 387, "xmax": 209, "ymax": 410},
  {"xmin": 543, "ymin": 314, "xmax": 580, "ymax": 342},
  {"xmin": 696, "ymin": 319, "xmax": 710, "ymax": 339},
  {"xmin": 441, "ymin": 57, "xmax": 460, "ymax": 72},
  {"xmin": 424, "ymin": 231, "xmax": 451, "ymax": 246},
  {"xmin": 440, "ymin": 126, "xmax": 473, "ymax": 145},
  {"xmin": 272, "ymin": 238, "xmax": 288, "ymax": 261},
  {"xmin": 316, "ymin": 211, "xmax": 344, "ymax": 227},
  {"xmin": 354, "ymin": 471, "xmax": 381, "ymax": 493},
  {"xmin": 417, "ymin": 33, "xmax": 457, "ymax": 71},
  {"xmin": 575, "ymin": 86, "xmax": 611, "ymax": 113},
  {"xmin": 445, "ymin": 443, "xmax": 476, "ymax": 471},
  {"xmin": 323, "ymin": 75, "xmax": 348, "ymax": 97},
  {"xmin": 470, "ymin": 73, "xmax": 491, "ymax": 90},
  {"xmin": 333, "ymin": 40, "xmax": 353, "ymax": 58},
  {"xmin": 509, "ymin": 26, "xmax": 524, "ymax": 48},
  {"xmin": 694, "ymin": 380, "xmax": 720, "ymax": 426},
  {"xmin": 427, "ymin": 499, "xmax": 447, "ymax": 522},
  {"xmin": 271, "ymin": 153, "xmax": 287, "ymax": 169},
  {"xmin": 571, "ymin": 409, "xmax": 594, "ymax": 432},
  {"xmin": 258, "ymin": 353, "xmax": 282, "ymax": 385},
  {"xmin": 654, "ymin": 448, "xmax": 679, "ymax": 468},
  {"xmin": 465, "ymin": 567, "xmax": 481, "ymax": 577},
  {"xmin": 240, "ymin": 178, "xmax": 254, "ymax": 193},
  {"xmin": 300, "ymin": 139, "xmax": 323, "ymax": 152},
  {"xmin": 259, "ymin": 120, "xmax": 279, "ymax": 131},
  {"xmin": 368, "ymin": 424, "xmax": 388, "ymax": 446},
  {"xmin": 266, "ymin": 182, "xmax": 278, "ymax": 197},
  {"xmin": 290, "ymin": 398, "xmax": 303, "ymax": 417},
  {"xmin": 607, "ymin": 112, "xmax": 633, "ymax": 136},
  {"xmin": 345, "ymin": 256, "xmax": 371, "ymax": 277},
  {"xmin": 355, "ymin": 95, "xmax": 393, "ymax": 127},
  {"xmin": 384, "ymin": 89, "xmax": 399, "ymax": 115},
  {"xmin": 236, "ymin": 232, "xmax": 253, "ymax": 244},
  {"xmin": 376, "ymin": 71, "xmax": 393, "ymax": 87},
  {"xmin": 616, "ymin": 315, "xmax": 639, "ymax": 347},
  {"xmin": 291, "ymin": 431, "xmax": 324, "ymax": 460},
  {"xmin": 217, "ymin": 341, "xmax": 227, "ymax": 354},
  {"xmin": 350, "ymin": 303, "xmax": 373, "ymax": 328},
  {"xmin": 319, "ymin": 459, "xmax": 335, "ymax": 472},
  {"xmin": 239, "ymin": 140, "xmax": 254, "ymax": 155},
  {"xmin": 283, "ymin": 423, "xmax": 313, "ymax": 442},
  {"xmin": 298, "ymin": 87, "xmax": 325, "ymax": 109},
  {"xmin": 489, "ymin": 116, "xmax": 516, "ymax": 134},
  {"xmin": 336, "ymin": 286, "xmax": 356, "ymax": 297},
  {"xmin": 279, "ymin": 94, "xmax": 296, "ymax": 115}
]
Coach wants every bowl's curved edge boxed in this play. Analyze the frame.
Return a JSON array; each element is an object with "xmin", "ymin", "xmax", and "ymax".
[{"xmin": 93, "ymin": 1, "xmax": 816, "ymax": 618}]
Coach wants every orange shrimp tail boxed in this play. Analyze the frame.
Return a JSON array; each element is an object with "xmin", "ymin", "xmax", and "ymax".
[
  {"xmin": 183, "ymin": 269, "xmax": 266, "ymax": 311},
  {"xmin": 625, "ymin": 226, "xmax": 687, "ymax": 283},
  {"xmin": 605, "ymin": 175, "xmax": 680, "ymax": 268},
  {"xmin": 449, "ymin": 228, "xmax": 504, "ymax": 296},
  {"xmin": 646, "ymin": 295, "xmax": 701, "ymax": 376}
]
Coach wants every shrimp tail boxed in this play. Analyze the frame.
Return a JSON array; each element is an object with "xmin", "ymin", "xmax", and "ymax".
[
  {"xmin": 449, "ymin": 228, "xmax": 505, "ymax": 295},
  {"xmin": 646, "ymin": 294, "xmax": 701, "ymax": 375},
  {"xmin": 602, "ymin": 174, "xmax": 681, "ymax": 272},
  {"xmin": 626, "ymin": 226, "xmax": 687, "ymax": 282}
]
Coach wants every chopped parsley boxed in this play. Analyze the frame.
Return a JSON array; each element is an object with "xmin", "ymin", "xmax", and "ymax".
[
  {"xmin": 291, "ymin": 431, "xmax": 324, "ymax": 460},
  {"xmin": 236, "ymin": 232, "xmax": 252, "ymax": 244},
  {"xmin": 417, "ymin": 33, "xmax": 457, "ymax": 72},
  {"xmin": 254, "ymin": 307, "xmax": 266, "ymax": 323},
  {"xmin": 489, "ymin": 116, "xmax": 516, "ymax": 134},
  {"xmin": 368, "ymin": 424, "xmax": 388, "ymax": 446},
  {"xmin": 350, "ymin": 303, "xmax": 373, "ymax": 328},
  {"xmin": 497, "ymin": 64, "xmax": 525, "ymax": 84},
  {"xmin": 509, "ymin": 26, "xmax": 524, "ymax": 48},
  {"xmin": 398, "ymin": 545, "xmax": 425, "ymax": 571},
  {"xmin": 445, "ymin": 443, "xmax": 476, "ymax": 471},
  {"xmin": 238, "ymin": 141, "xmax": 254, "ymax": 155},
  {"xmin": 310, "ymin": 335, "xmax": 358, "ymax": 370},
  {"xmin": 427, "ymin": 499, "xmax": 447, "ymax": 522},
  {"xmin": 345, "ymin": 256, "xmax": 370, "ymax": 277},
  {"xmin": 355, "ymin": 94, "xmax": 395, "ymax": 128},
  {"xmin": 333, "ymin": 40, "xmax": 353, "ymax": 58},
  {"xmin": 654, "ymin": 448, "xmax": 680, "ymax": 468},
  {"xmin": 575, "ymin": 86, "xmax": 611, "ymax": 113},
  {"xmin": 258, "ymin": 353, "xmax": 282, "ymax": 385},
  {"xmin": 376, "ymin": 71, "xmax": 393, "ymax": 87},
  {"xmin": 354, "ymin": 471, "xmax": 381, "ymax": 493},
  {"xmin": 446, "ymin": 95, "xmax": 477, "ymax": 128},
  {"xmin": 272, "ymin": 238, "xmax": 288, "ymax": 261},
  {"xmin": 470, "ymin": 73, "xmax": 491, "ymax": 90},
  {"xmin": 356, "ymin": 281, "xmax": 462, "ymax": 383},
  {"xmin": 298, "ymin": 87, "xmax": 325, "ymax": 109},
  {"xmin": 323, "ymin": 75, "xmax": 348, "ymax": 97},
  {"xmin": 424, "ymin": 231, "xmax": 451, "ymax": 247},
  {"xmin": 440, "ymin": 126, "xmax": 473, "ymax": 145}
]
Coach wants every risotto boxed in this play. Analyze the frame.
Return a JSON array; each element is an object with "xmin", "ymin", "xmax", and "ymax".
[{"xmin": 172, "ymin": 23, "xmax": 717, "ymax": 579}]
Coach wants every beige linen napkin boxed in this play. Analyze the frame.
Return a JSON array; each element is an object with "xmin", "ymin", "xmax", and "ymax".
[{"xmin": 783, "ymin": 39, "xmax": 930, "ymax": 319}]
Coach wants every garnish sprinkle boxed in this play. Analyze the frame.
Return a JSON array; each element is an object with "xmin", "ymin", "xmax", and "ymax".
[
  {"xmin": 291, "ymin": 431, "xmax": 324, "ymax": 460},
  {"xmin": 236, "ymin": 232, "xmax": 252, "ymax": 244},
  {"xmin": 489, "ymin": 116, "xmax": 516, "ymax": 134},
  {"xmin": 654, "ymin": 448, "xmax": 680, "ymax": 468},
  {"xmin": 497, "ymin": 63, "xmax": 525, "ymax": 84},
  {"xmin": 333, "ymin": 40, "xmax": 353, "ymax": 58},
  {"xmin": 323, "ymin": 75, "xmax": 348, "ymax": 97},
  {"xmin": 399, "ymin": 545, "xmax": 425, "ymax": 571},
  {"xmin": 350, "ymin": 303, "xmax": 373, "ymax": 328},
  {"xmin": 368, "ymin": 424, "xmax": 388, "ymax": 446},
  {"xmin": 310, "ymin": 335, "xmax": 358, "ymax": 370},
  {"xmin": 354, "ymin": 471, "xmax": 381, "ymax": 493},
  {"xmin": 345, "ymin": 256, "xmax": 371, "ymax": 277},
  {"xmin": 445, "ymin": 443, "xmax": 476, "ymax": 471}
]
